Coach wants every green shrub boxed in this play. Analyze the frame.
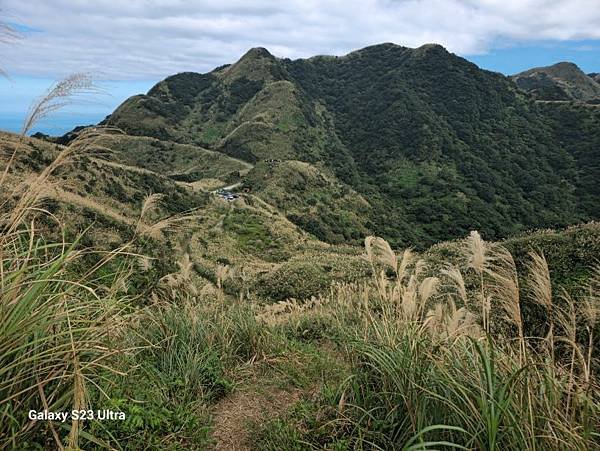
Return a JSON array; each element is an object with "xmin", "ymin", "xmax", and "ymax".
[{"xmin": 256, "ymin": 261, "xmax": 331, "ymax": 301}]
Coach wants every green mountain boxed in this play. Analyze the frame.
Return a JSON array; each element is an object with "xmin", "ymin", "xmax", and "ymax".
[
  {"xmin": 4, "ymin": 44, "xmax": 600, "ymax": 451},
  {"xmin": 511, "ymin": 62, "xmax": 600, "ymax": 102},
  {"xmin": 100, "ymin": 44, "xmax": 599, "ymax": 248}
]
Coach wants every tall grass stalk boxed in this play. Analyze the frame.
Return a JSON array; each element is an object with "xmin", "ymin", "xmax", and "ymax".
[
  {"xmin": 527, "ymin": 251, "xmax": 555, "ymax": 363},
  {"xmin": 278, "ymin": 233, "xmax": 600, "ymax": 450},
  {"xmin": 0, "ymin": 74, "xmax": 133, "ymax": 448},
  {"xmin": 0, "ymin": 225, "xmax": 130, "ymax": 448}
]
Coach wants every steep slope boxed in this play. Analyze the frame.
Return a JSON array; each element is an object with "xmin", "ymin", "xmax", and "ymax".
[
  {"xmin": 106, "ymin": 48, "xmax": 342, "ymax": 166},
  {"xmin": 511, "ymin": 62, "xmax": 600, "ymax": 102},
  {"xmin": 284, "ymin": 44, "xmax": 593, "ymax": 245},
  {"xmin": 102, "ymin": 43, "xmax": 599, "ymax": 248},
  {"xmin": 243, "ymin": 160, "xmax": 370, "ymax": 243},
  {"xmin": 2, "ymin": 130, "xmax": 598, "ymax": 308},
  {"xmin": 90, "ymin": 133, "xmax": 252, "ymax": 183},
  {"xmin": 538, "ymin": 102, "xmax": 600, "ymax": 217}
]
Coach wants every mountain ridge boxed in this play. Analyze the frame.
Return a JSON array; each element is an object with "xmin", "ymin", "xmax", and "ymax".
[
  {"xmin": 57, "ymin": 43, "xmax": 600, "ymax": 248},
  {"xmin": 511, "ymin": 61, "xmax": 600, "ymax": 102}
]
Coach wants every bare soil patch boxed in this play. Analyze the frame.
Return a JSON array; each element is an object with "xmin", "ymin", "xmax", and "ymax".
[{"xmin": 211, "ymin": 385, "xmax": 302, "ymax": 450}]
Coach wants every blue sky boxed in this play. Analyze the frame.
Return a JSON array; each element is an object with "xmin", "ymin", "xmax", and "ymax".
[
  {"xmin": 469, "ymin": 40, "xmax": 600, "ymax": 75},
  {"xmin": 1, "ymin": 1, "xmax": 599, "ymax": 135},
  {"xmin": 0, "ymin": 77, "xmax": 154, "ymax": 135}
]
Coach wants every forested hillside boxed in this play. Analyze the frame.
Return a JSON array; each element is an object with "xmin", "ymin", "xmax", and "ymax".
[{"xmin": 101, "ymin": 43, "xmax": 600, "ymax": 248}]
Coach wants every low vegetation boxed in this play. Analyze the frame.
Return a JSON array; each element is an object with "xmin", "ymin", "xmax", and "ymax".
[
  {"xmin": 1, "ymin": 44, "xmax": 599, "ymax": 450},
  {"xmin": 3, "ymin": 181, "xmax": 599, "ymax": 449},
  {"xmin": 253, "ymin": 234, "xmax": 600, "ymax": 450}
]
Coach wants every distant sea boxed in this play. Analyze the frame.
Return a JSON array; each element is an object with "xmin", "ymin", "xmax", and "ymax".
[{"xmin": 0, "ymin": 111, "xmax": 107, "ymax": 136}]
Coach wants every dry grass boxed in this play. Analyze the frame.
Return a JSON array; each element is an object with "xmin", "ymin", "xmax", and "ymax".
[
  {"xmin": 212, "ymin": 385, "xmax": 303, "ymax": 451},
  {"xmin": 0, "ymin": 223, "xmax": 132, "ymax": 449},
  {"xmin": 258, "ymin": 232, "xmax": 600, "ymax": 449},
  {"xmin": 1, "ymin": 73, "xmax": 105, "ymax": 233},
  {"xmin": 0, "ymin": 74, "xmax": 171, "ymax": 449},
  {"xmin": 527, "ymin": 250, "xmax": 555, "ymax": 360},
  {"xmin": 21, "ymin": 73, "xmax": 102, "ymax": 136},
  {"xmin": 465, "ymin": 230, "xmax": 492, "ymax": 332}
]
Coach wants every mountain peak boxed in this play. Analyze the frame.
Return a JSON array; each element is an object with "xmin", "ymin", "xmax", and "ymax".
[
  {"xmin": 511, "ymin": 60, "xmax": 600, "ymax": 101},
  {"xmin": 347, "ymin": 42, "xmax": 451, "ymax": 59},
  {"xmin": 100, "ymin": 41, "xmax": 599, "ymax": 249},
  {"xmin": 551, "ymin": 61, "xmax": 580, "ymax": 69},
  {"xmin": 221, "ymin": 46, "xmax": 284, "ymax": 82},
  {"xmin": 512, "ymin": 61, "xmax": 585, "ymax": 78},
  {"xmin": 545, "ymin": 61, "xmax": 588, "ymax": 78},
  {"xmin": 411, "ymin": 43, "xmax": 452, "ymax": 60},
  {"xmin": 341, "ymin": 42, "xmax": 405, "ymax": 59},
  {"xmin": 416, "ymin": 43, "xmax": 447, "ymax": 51},
  {"xmin": 362, "ymin": 42, "xmax": 402, "ymax": 51},
  {"xmin": 240, "ymin": 47, "xmax": 275, "ymax": 61}
]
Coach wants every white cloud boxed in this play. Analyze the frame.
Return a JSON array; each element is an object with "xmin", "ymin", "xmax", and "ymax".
[{"xmin": 1, "ymin": 0, "xmax": 599, "ymax": 79}]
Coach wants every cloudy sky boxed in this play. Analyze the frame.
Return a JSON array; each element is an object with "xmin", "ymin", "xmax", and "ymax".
[{"xmin": 1, "ymin": 0, "xmax": 600, "ymax": 134}]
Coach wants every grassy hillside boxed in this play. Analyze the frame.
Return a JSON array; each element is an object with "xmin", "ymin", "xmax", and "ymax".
[
  {"xmin": 0, "ymin": 131, "xmax": 372, "ymax": 301},
  {"xmin": 103, "ymin": 43, "xmax": 600, "ymax": 249},
  {"xmin": 6, "ymin": 128, "xmax": 596, "ymax": 306},
  {"xmin": 0, "ymin": 131, "xmax": 207, "ymax": 223},
  {"xmin": 243, "ymin": 160, "xmax": 370, "ymax": 244},
  {"xmin": 92, "ymin": 133, "xmax": 252, "ymax": 183}
]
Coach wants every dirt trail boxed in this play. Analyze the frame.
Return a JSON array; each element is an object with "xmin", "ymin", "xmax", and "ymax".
[
  {"xmin": 50, "ymin": 188, "xmax": 136, "ymax": 226},
  {"xmin": 214, "ymin": 182, "xmax": 242, "ymax": 192},
  {"xmin": 210, "ymin": 210, "xmax": 229, "ymax": 232},
  {"xmin": 211, "ymin": 386, "xmax": 302, "ymax": 450},
  {"xmin": 89, "ymin": 157, "xmax": 161, "ymax": 176}
]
